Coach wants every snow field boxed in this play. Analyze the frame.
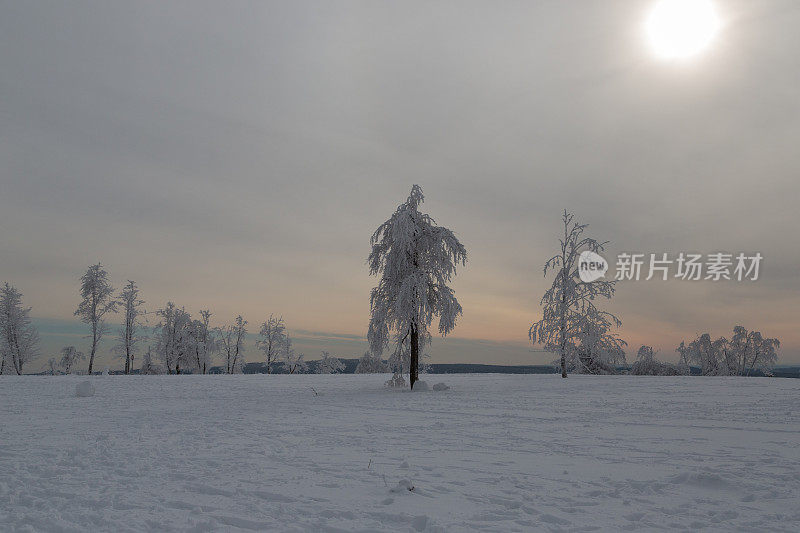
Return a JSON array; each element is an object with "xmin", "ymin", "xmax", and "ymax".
[{"xmin": 1, "ymin": 374, "xmax": 799, "ymax": 531}]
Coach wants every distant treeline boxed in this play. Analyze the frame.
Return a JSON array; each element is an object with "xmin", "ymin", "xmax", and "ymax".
[{"xmin": 37, "ymin": 361, "xmax": 800, "ymax": 379}]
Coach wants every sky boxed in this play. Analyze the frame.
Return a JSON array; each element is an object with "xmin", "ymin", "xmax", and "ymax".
[{"xmin": 1, "ymin": 0, "xmax": 799, "ymax": 371}]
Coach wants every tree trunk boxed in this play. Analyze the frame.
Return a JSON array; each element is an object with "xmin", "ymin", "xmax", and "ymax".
[
  {"xmin": 88, "ymin": 323, "xmax": 97, "ymax": 375},
  {"xmin": 559, "ymin": 241, "xmax": 568, "ymax": 379},
  {"xmin": 559, "ymin": 290, "xmax": 567, "ymax": 378},
  {"xmin": 410, "ymin": 327, "xmax": 419, "ymax": 389}
]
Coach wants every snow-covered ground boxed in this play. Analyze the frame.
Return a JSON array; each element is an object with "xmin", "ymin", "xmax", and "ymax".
[{"xmin": 1, "ymin": 374, "xmax": 798, "ymax": 532}]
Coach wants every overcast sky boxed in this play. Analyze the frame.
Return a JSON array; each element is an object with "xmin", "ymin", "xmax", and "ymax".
[{"xmin": 2, "ymin": 0, "xmax": 798, "ymax": 370}]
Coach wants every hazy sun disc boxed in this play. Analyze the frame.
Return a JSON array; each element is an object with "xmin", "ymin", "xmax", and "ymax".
[{"xmin": 646, "ymin": 0, "xmax": 721, "ymax": 59}]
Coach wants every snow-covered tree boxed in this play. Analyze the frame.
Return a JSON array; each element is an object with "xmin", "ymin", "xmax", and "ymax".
[
  {"xmin": 367, "ymin": 185, "xmax": 467, "ymax": 389},
  {"xmin": 59, "ymin": 346, "xmax": 85, "ymax": 375},
  {"xmin": 675, "ymin": 341, "xmax": 692, "ymax": 374},
  {"xmin": 153, "ymin": 302, "xmax": 192, "ymax": 374},
  {"xmin": 315, "ymin": 351, "xmax": 344, "ymax": 374},
  {"xmin": 281, "ymin": 334, "xmax": 307, "ymax": 374},
  {"xmin": 188, "ymin": 310, "xmax": 217, "ymax": 374},
  {"xmin": 354, "ymin": 351, "xmax": 389, "ymax": 373},
  {"xmin": 46, "ymin": 358, "xmax": 58, "ymax": 375},
  {"xmin": 682, "ymin": 327, "xmax": 781, "ymax": 377},
  {"xmin": 568, "ymin": 309, "xmax": 627, "ymax": 374},
  {"xmin": 680, "ymin": 333, "xmax": 729, "ymax": 376},
  {"xmin": 630, "ymin": 345, "xmax": 686, "ymax": 376},
  {"xmin": 730, "ymin": 326, "xmax": 780, "ymax": 376},
  {"xmin": 0, "ymin": 283, "xmax": 39, "ymax": 375},
  {"xmin": 529, "ymin": 211, "xmax": 622, "ymax": 377},
  {"xmin": 74, "ymin": 263, "xmax": 117, "ymax": 374},
  {"xmin": 115, "ymin": 280, "xmax": 144, "ymax": 375},
  {"xmin": 218, "ymin": 315, "xmax": 247, "ymax": 374},
  {"xmin": 256, "ymin": 314, "xmax": 287, "ymax": 374}
]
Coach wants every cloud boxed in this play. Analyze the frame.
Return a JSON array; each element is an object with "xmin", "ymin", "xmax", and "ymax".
[{"xmin": 2, "ymin": 0, "xmax": 798, "ymax": 369}]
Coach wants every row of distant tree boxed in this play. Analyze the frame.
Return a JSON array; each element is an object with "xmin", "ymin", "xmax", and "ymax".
[
  {"xmin": 0, "ymin": 187, "xmax": 782, "ymax": 379},
  {"xmin": 0, "ymin": 265, "xmax": 363, "ymax": 376},
  {"xmin": 527, "ymin": 210, "xmax": 781, "ymax": 377}
]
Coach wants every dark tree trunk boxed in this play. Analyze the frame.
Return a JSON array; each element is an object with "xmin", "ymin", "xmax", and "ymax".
[
  {"xmin": 88, "ymin": 328, "xmax": 97, "ymax": 375},
  {"xmin": 410, "ymin": 327, "xmax": 419, "ymax": 389}
]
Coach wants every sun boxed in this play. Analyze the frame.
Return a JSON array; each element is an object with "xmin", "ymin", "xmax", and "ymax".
[{"xmin": 646, "ymin": 0, "xmax": 721, "ymax": 59}]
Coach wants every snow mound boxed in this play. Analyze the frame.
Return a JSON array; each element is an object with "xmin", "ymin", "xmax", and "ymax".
[
  {"xmin": 412, "ymin": 380, "xmax": 429, "ymax": 391},
  {"xmin": 432, "ymin": 382, "xmax": 449, "ymax": 391},
  {"xmin": 390, "ymin": 479, "xmax": 415, "ymax": 493},
  {"xmin": 75, "ymin": 381, "xmax": 95, "ymax": 398}
]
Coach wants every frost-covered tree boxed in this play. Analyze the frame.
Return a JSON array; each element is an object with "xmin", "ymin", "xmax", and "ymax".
[
  {"xmin": 630, "ymin": 345, "xmax": 685, "ymax": 376},
  {"xmin": 75, "ymin": 263, "xmax": 117, "ymax": 374},
  {"xmin": 59, "ymin": 346, "xmax": 85, "ymax": 374},
  {"xmin": 153, "ymin": 302, "xmax": 192, "ymax": 374},
  {"xmin": 315, "ymin": 351, "xmax": 344, "ymax": 374},
  {"xmin": 46, "ymin": 358, "xmax": 58, "ymax": 375},
  {"xmin": 354, "ymin": 351, "xmax": 389, "ymax": 373},
  {"xmin": 568, "ymin": 309, "xmax": 627, "ymax": 374},
  {"xmin": 529, "ymin": 211, "xmax": 622, "ymax": 378},
  {"xmin": 368, "ymin": 185, "xmax": 467, "ymax": 389},
  {"xmin": 682, "ymin": 327, "xmax": 781, "ymax": 377},
  {"xmin": 729, "ymin": 326, "xmax": 749, "ymax": 376},
  {"xmin": 675, "ymin": 341, "xmax": 692, "ymax": 374},
  {"xmin": 730, "ymin": 326, "xmax": 780, "ymax": 376},
  {"xmin": 218, "ymin": 315, "xmax": 247, "ymax": 374},
  {"xmin": 115, "ymin": 280, "xmax": 144, "ymax": 374},
  {"xmin": 188, "ymin": 310, "xmax": 217, "ymax": 374},
  {"xmin": 680, "ymin": 333, "xmax": 729, "ymax": 376},
  {"xmin": 281, "ymin": 334, "xmax": 307, "ymax": 374},
  {"xmin": 256, "ymin": 314, "xmax": 287, "ymax": 374},
  {"xmin": 0, "ymin": 283, "xmax": 39, "ymax": 375}
]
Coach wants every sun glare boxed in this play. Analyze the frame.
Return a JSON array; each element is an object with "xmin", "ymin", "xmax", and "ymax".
[{"xmin": 646, "ymin": 0, "xmax": 721, "ymax": 59}]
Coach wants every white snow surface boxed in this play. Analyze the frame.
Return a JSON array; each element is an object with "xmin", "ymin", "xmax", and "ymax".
[
  {"xmin": 74, "ymin": 380, "xmax": 95, "ymax": 398},
  {"xmin": 1, "ymin": 374, "xmax": 799, "ymax": 532}
]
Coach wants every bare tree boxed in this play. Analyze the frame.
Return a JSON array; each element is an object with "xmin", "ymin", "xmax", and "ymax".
[
  {"xmin": 368, "ymin": 185, "xmax": 467, "ymax": 389},
  {"xmin": 75, "ymin": 263, "xmax": 117, "ymax": 374},
  {"xmin": 529, "ymin": 211, "xmax": 621, "ymax": 378},
  {"xmin": 115, "ymin": 280, "xmax": 144, "ymax": 374},
  {"xmin": 0, "ymin": 283, "xmax": 39, "ymax": 375}
]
